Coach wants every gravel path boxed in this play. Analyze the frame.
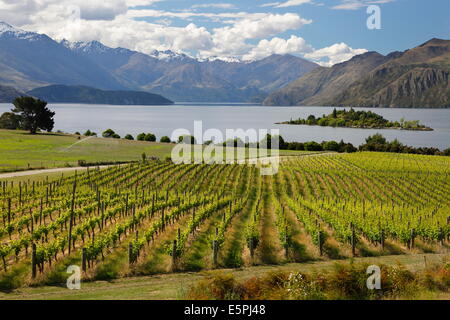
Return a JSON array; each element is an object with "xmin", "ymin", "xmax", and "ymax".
[{"xmin": 0, "ymin": 166, "xmax": 111, "ymax": 179}]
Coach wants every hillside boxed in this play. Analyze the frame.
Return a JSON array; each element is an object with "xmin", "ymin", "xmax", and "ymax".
[
  {"xmin": 0, "ymin": 22, "xmax": 124, "ymax": 92},
  {"xmin": 264, "ymin": 39, "xmax": 450, "ymax": 108},
  {"xmin": 27, "ymin": 85, "xmax": 174, "ymax": 105},
  {"xmin": 263, "ymin": 52, "xmax": 391, "ymax": 106},
  {"xmin": 0, "ymin": 84, "xmax": 24, "ymax": 103},
  {"xmin": 334, "ymin": 39, "xmax": 450, "ymax": 108}
]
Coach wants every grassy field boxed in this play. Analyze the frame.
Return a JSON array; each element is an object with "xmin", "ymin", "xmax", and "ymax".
[
  {"xmin": 0, "ymin": 130, "xmax": 174, "ymax": 172},
  {"xmin": 0, "ymin": 129, "xmax": 310, "ymax": 172},
  {"xmin": 0, "ymin": 254, "xmax": 447, "ymax": 300}
]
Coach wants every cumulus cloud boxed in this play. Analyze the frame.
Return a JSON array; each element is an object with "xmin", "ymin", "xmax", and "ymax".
[
  {"xmin": 332, "ymin": 0, "xmax": 394, "ymax": 10},
  {"xmin": 304, "ymin": 42, "xmax": 368, "ymax": 66},
  {"xmin": 0, "ymin": 0, "xmax": 368, "ymax": 64},
  {"xmin": 275, "ymin": 0, "xmax": 313, "ymax": 8},
  {"xmin": 243, "ymin": 35, "xmax": 313, "ymax": 60}
]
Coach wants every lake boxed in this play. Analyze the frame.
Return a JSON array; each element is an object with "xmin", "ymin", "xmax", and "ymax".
[{"xmin": 1, "ymin": 103, "xmax": 449, "ymax": 149}]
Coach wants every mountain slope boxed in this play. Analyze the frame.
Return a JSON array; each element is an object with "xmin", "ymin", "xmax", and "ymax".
[
  {"xmin": 0, "ymin": 85, "xmax": 24, "ymax": 103},
  {"xmin": 263, "ymin": 52, "xmax": 393, "ymax": 106},
  {"xmin": 333, "ymin": 39, "xmax": 450, "ymax": 108},
  {"xmin": 28, "ymin": 85, "xmax": 174, "ymax": 105},
  {"xmin": 0, "ymin": 22, "xmax": 124, "ymax": 92},
  {"xmin": 264, "ymin": 38, "xmax": 450, "ymax": 108}
]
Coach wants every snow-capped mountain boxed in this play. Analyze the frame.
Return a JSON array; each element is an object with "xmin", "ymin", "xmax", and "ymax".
[
  {"xmin": 0, "ymin": 21, "xmax": 49, "ymax": 42},
  {"xmin": 148, "ymin": 49, "xmax": 194, "ymax": 62},
  {"xmin": 0, "ymin": 21, "xmax": 319, "ymax": 102},
  {"xmin": 61, "ymin": 40, "xmax": 133, "ymax": 56}
]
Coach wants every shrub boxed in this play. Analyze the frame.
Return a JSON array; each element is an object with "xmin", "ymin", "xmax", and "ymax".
[
  {"xmin": 160, "ymin": 136, "xmax": 171, "ymax": 143},
  {"xmin": 124, "ymin": 134, "xmax": 134, "ymax": 140},
  {"xmin": 144, "ymin": 133, "xmax": 156, "ymax": 142},
  {"xmin": 102, "ymin": 129, "xmax": 116, "ymax": 138},
  {"xmin": 0, "ymin": 112, "xmax": 21, "ymax": 130},
  {"xmin": 137, "ymin": 133, "xmax": 146, "ymax": 141}
]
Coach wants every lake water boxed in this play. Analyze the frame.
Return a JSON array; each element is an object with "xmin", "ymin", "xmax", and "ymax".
[{"xmin": 1, "ymin": 103, "xmax": 449, "ymax": 149}]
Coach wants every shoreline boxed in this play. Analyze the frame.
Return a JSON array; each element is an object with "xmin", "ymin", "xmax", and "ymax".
[{"xmin": 276, "ymin": 122, "xmax": 434, "ymax": 131}]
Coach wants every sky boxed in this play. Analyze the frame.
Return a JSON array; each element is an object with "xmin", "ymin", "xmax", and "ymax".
[{"xmin": 0, "ymin": 0, "xmax": 449, "ymax": 65}]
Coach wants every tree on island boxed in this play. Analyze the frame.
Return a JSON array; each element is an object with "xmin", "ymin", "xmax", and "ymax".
[{"xmin": 11, "ymin": 97, "xmax": 55, "ymax": 134}]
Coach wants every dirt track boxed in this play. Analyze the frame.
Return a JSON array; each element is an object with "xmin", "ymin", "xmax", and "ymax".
[{"xmin": 0, "ymin": 166, "xmax": 111, "ymax": 179}]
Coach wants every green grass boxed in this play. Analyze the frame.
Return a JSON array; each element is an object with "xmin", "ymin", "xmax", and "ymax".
[
  {"xmin": 0, "ymin": 254, "xmax": 446, "ymax": 300},
  {"xmin": 0, "ymin": 130, "xmax": 174, "ymax": 172},
  {"xmin": 0, "ymin": 129, "xmax": 315, "ymax": 173}
]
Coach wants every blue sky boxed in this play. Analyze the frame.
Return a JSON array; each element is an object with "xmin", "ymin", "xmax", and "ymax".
[{"xmin": 1, "ymin": 0, "xmax": 449, "ymax": 65}]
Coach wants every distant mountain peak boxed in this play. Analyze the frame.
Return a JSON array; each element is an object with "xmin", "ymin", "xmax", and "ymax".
[
  {"xmin": 0, "ymin": 21, "xmax": 18, "ymax": 33},
  {"xmin": 148, "ymin": 49, "xmax": 193, "ymax": 61},
  {"xmin": 0, "ymin": 21, "xmax": 44, "ymax": 41},
  {"xmin": 60, "ymin": 39, "xmax": 133, "ymax": 55},
  {"xmin": 419, "ymin": 38, "xmax": 449, "ymax": 47},
  {"xmin": 199, "ymin": 56, "xmax": 244, "ymax": 63}
]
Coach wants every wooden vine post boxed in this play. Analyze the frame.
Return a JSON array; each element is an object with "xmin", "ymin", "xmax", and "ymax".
[
  {"xmin": 82, "ymin": 248, "xmax": 87, "ymax": 272},
  {"xmin": 351, "ymin": 223, "xmax": 356, "ymax": 257},
  {"xmin": 31, "ymin": 243, "xmax": 37, "ymax": 279},
  {"xmin": 212, "ymin": 240, "xmax": 218, "ymax": 268},
  {"xmin": 128, "ymin": 243, "xmax": 133, "ymax": 265},
  {"xmin": 172, "ymin": 240, "xmax": 177, "ymax": 271},
  {"xmin": 318, "ymin": 231, "xmax": 323, "ymax": 256},
  {"xmin": 68, "ymin": 181, "xmax": 77, "ymax": 254}
]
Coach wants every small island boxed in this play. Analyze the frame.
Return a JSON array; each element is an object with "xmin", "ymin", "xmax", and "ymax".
[{"xmin": 277, "ymin": 108, "xmax": 433, "ymax": 131}]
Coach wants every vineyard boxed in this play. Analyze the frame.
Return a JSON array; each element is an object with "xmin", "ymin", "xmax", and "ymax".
[{"xmin": 0, "ymin": 152, "xmax": 449, "ymax": 288}]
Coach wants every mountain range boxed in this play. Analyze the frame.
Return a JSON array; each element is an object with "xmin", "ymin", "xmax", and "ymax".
[
  {"xmin": 264, "ymin": 38, "xmax": 450, "ymax": 108},
  {"xmin": 0, "ymin": 21, "xmax": 318, "ymax": 103},
  {"xmin": 28, "ymin": 85, "xmax": 173, "ymax": 105}
]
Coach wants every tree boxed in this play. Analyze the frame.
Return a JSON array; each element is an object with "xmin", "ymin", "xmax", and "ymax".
[
  {"xmin": 259, "ymin": 134, "xmax": 286, "ymax": 149},
  {"xmin": 178, "ymin": 135, "xmax": 196, "ymax": 144},
  {"xmin": 11, "ymin": 97, "xmax": 55, "ymax": 134},
  {"xmin": 365, "ymin": 133, "xmax": 387, "ymax": 145},
  {"xmin": 144, "ymin": 133, "xmax": 156, "ymax": 142},
  {"xmin": 137, "ymin": 133, "xmax": 146, "ymax": 141},
  {"xmin": 322, "ymin": 140, "xmax": 340, "ymax": 152},
  {"xmin": 160, "ymin": 136, "xmax": 171, "ymax": 143},
  {"xmin": 304, "ymin": 141, "xmax": 323, "ymax": 151},
  {"xmin": 84, "ymin": 129, "xmax": 97, "ymax": 137},
  {"xmin": 0, "ymin": 112, "xmax": 21, "ymax": 130},
  {"xmin": 125, "ymin": 134, "xmax": 134, "ymax": 140},
  {"xmin": 102, "ymin": 129, "xmax": 120, "ymax": 139}
]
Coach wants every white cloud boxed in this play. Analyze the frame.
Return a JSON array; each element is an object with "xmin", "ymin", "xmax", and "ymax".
[
  {"xmin": 243, "ymin": 35, "xmax": 313, "ymax": 61},
  {"xmin": 191, "ymin": 3, "xmax": 236, "ymax": 10},
  {"xmin": 332, "ymin": 0, "xmax": 394, "ymax": 10},
  {"xmin": 261, "ymin": 0, "xmax": 312, "ymax": 8},
  {"xmin": 260, "ymin": 2, "xmax": 281, "ymax": 7},
  {"xmin": 0, "ymin": 0, "xmax": 369, "ymax": 65},
  {"xmin": 304, "ymin": 42, "xmax": 368, "ymax": 66},
  {"xmin": 202, "ymin": 13, "xmax": 312, "ymax": 58}
]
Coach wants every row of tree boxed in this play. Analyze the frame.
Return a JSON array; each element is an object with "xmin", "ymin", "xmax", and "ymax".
[{"xmin": 359, "ymin": 134, "xmax": 450, "ymax": 156}]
